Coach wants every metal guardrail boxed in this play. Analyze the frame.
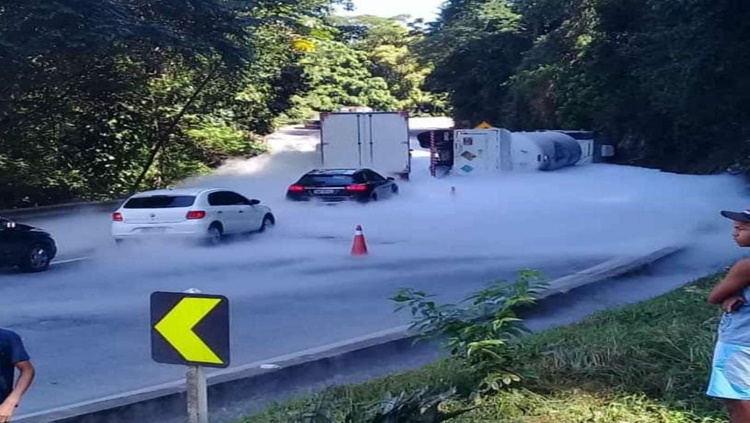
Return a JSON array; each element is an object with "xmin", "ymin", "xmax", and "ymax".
[{"xmin": 0, "ymin": 199, "xmax": 124, "ymax": 220}]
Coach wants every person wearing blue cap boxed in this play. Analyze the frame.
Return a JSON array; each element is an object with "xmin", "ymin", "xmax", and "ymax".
[{"xmin": 706, "ymin": 207, "xmax": 750, "ymax": 421}]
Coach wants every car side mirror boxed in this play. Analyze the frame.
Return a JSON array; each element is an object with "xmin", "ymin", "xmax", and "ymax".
[
  {"xmin": 386, "ymin": 177, "xmax": 395, "ymax": 181},
  {"xmin": 248, "ymin": 199, "xmax": 260, "ymax": 206}
]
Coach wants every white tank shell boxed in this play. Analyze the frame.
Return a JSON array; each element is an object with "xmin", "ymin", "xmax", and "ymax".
[{"xmin": 511, "ymin": 131, "xmax": 583, "ymax": 171}]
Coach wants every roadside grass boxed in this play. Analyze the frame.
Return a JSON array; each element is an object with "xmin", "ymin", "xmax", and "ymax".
[{"xmin": 242, "ymin": 273, "xmax": 727, "ymax": 423}]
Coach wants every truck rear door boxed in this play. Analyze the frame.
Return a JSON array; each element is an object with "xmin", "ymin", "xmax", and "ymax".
[
  {"xmin": 320, "ymin": 112, "xmax": 365, "ymax": 168},
  {"xmin": 363, "ymin": 112, "xmax": 410, "ymax": 177}
]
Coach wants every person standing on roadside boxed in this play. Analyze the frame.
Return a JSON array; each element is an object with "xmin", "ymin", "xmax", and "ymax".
[
  {"xmin": 0, "ymin": 328, "xmax": 35, "ymax": 423},
  {"xmin": 706, "ymin": 207, "xmax": 750, "ymax": 422}
]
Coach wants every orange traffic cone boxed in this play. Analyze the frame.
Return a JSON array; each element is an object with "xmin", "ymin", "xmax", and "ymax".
[{"xmin": 351, "ymin": 225, "xmax": 368, "ymax": 256}]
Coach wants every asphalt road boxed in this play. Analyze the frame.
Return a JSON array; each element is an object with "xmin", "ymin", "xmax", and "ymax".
[{"xmin": 3, "ymin": 247, "xmax": 605, "ymax": 414}]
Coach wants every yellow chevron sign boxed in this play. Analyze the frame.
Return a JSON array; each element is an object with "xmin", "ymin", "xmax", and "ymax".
[
  {"xmin": 475, "ymin": 121, "xmax": 493, "ymax": 129},
  {"xmin": 150, "ymin": 292, "xmax": 230, "ymax": 368}
]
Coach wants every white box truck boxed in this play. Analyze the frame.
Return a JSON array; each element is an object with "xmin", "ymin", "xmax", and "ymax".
[{"xmin": 319, "ymin": 111, "xmax": 411, "ymax": 179}]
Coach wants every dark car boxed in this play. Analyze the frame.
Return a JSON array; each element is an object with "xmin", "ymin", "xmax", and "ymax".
[
  {"xmin": 303, "ymin": 119, "xmax": 321, "ymax": 130},
  {"xmin": 286, "ymin": 168, "xmax": 399, "ymax": 203},
  {"xmin": 0, "ymin": 217, "xmax": 57, "ymax": 272}
]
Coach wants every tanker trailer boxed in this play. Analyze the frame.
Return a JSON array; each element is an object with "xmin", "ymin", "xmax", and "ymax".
[{"xmin": 511, "ymin": 131, "xmax": 583, "ymax": 171}]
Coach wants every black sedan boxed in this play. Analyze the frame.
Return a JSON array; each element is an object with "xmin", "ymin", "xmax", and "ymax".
[
  {"xmin": 286, "ymin": 168, "xmax": 399, "ymax": 203},
  {"xmin": 0, "ymin": 217, "xmax": 57, "ymax": 272}
]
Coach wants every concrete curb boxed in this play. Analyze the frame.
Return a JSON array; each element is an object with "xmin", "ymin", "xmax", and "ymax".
[
  {"xmin": 15, "ymin": 243, "xmax": 685, "ymax": 423},
  {"xmin": 537, "ymin": 244, "xmax": 684, "ymax": 300}
]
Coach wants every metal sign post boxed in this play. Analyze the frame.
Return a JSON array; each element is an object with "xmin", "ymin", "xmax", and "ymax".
[{"xmin": 187, "ymin": 365, "xmax": 208, "ymax": 423}]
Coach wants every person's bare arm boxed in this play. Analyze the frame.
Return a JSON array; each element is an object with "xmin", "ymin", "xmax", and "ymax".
[
  {"xmin": 8, "ymin": 361, "xmax": 34, "ymax": 404},
  {"xmin": 0, "ymin": 361, "xmax": 35, "ymax": 421},
  {"xmin": 708, "ymin": 259, "xmax": 750, "ymax": 304}
]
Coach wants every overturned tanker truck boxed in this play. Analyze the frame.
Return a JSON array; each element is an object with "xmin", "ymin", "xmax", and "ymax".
[{"xmin": 416, "ymin": 127, "xmax": 614, "ymax": 176}]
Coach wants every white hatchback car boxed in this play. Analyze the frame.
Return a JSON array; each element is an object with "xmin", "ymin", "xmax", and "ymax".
[{"xmin": 111, "ymin": 188, "xmax": 275, "ymax": 245}]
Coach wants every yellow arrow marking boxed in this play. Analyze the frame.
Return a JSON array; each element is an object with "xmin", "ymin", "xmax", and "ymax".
[{"xmin": 155, "ymin": 297, "xmax": 223, "ymax": 364}]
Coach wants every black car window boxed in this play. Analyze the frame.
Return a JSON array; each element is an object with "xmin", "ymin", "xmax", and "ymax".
[
  {"xmin": 351, "ymin": 173, "xmax": 366, "ymax": 184},
  {"xmin": 365, "ymin": 170, "xmax": 386, "ymax": 182},
  {"xmin": 124, "ymin": 195, "xmax": 196, "ymax": 209},
  {"xmin": 208, "ymin": 192, "xmax": 228, "ymax": 206},
  {"xmin": 224, "ymin": 191, "xmax": 250, "ymax": 205},
  {"xmin": 299, "ymin": 175, "xmax": 354, "ymax": 186},
  {"xmin": 355, "ymin": 172, "xmax": 370, "ymax": 182},
  {"xmin": 208, "ymin": 191, "xmax": 248, "ymax": 206}
]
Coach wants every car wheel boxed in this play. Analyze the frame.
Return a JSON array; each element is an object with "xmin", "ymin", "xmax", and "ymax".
[
  {"xmin": 20, "ymin": 244, "xmax": 53, "ymax": 272},
  {"xmin": 206, "ymin": 225, "xmax": 223, "ymax": 246},
  {"xmin": 391, "ymin": 184, "xmax": 399, "ymax": 195},
  {"xmin": 371, "ymin": 193, "xmax": 378, "ymax": 202},
  {"xmin": 259, "ymin": 214, "xmax": 275, "ymax": 232}
]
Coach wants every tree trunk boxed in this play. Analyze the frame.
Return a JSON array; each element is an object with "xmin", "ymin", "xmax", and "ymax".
[{"xmin": 127, "ymin": 64, "xmax": 221, "ymax": 195}]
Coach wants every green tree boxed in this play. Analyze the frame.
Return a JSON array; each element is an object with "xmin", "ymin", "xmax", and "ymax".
[
  {"xmin": 0, "ymin": 0, "xmax": 352, "ymax": 208},
  {"xmin": 341, "ymin": 15, "xmax": 449, "ymax": 114},
  {"xmin": 287, "ymin": 39, "xmax": 400, "ymax": 116},
  {"xmin": 285, "ymin": 13, "xmax": 449, "ymax": 120},
  {"xmin": 419, "ymin": 0, "xmax": 750, "ymax": 174},
  {"xmin": 418, "ymin": 0, "xmax": 530, "ymax": 127}
]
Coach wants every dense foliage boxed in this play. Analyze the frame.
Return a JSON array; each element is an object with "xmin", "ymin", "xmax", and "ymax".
[
  {"xmin": 418, "ymin": 0, "xmax": 750, "ymax": 174},
  {"xmin": 0, "ymin": 1, "xmax": 438, "ymax": 209},
  {"xmin": 5, "ymin": 0, "xmax": 748, "ymax": 208},
  {"xmin": 282, "ymin": 14, "xmax": 449, "ymax": 123}
]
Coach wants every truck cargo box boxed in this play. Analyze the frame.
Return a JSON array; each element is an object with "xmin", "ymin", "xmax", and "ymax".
[{"xmin": 319, "ymin": 111, "xmax": 411, "ymax": 179}]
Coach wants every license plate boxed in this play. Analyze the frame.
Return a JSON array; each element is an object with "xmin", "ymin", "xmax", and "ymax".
[
  {"xmin": 314, "ymin": 189, "xmax": 335, "ymax": 194},
  {"xmin": 140, "ymin": 227, "xmax": 166, "ymax": 233}
]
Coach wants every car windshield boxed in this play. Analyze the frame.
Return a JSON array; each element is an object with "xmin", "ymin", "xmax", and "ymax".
[
  {"xmin": 123, "ymin": 195, "xmax": 196, "ymax": 209},
  {"xmin": 298, "ymin": 175, "xmax": 354, "ymax": 187}
]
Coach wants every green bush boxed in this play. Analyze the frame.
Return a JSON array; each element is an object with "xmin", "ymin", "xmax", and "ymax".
[{"xmin": 391, "ymin": 270, "xmax": 549, "ymax": 395}]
